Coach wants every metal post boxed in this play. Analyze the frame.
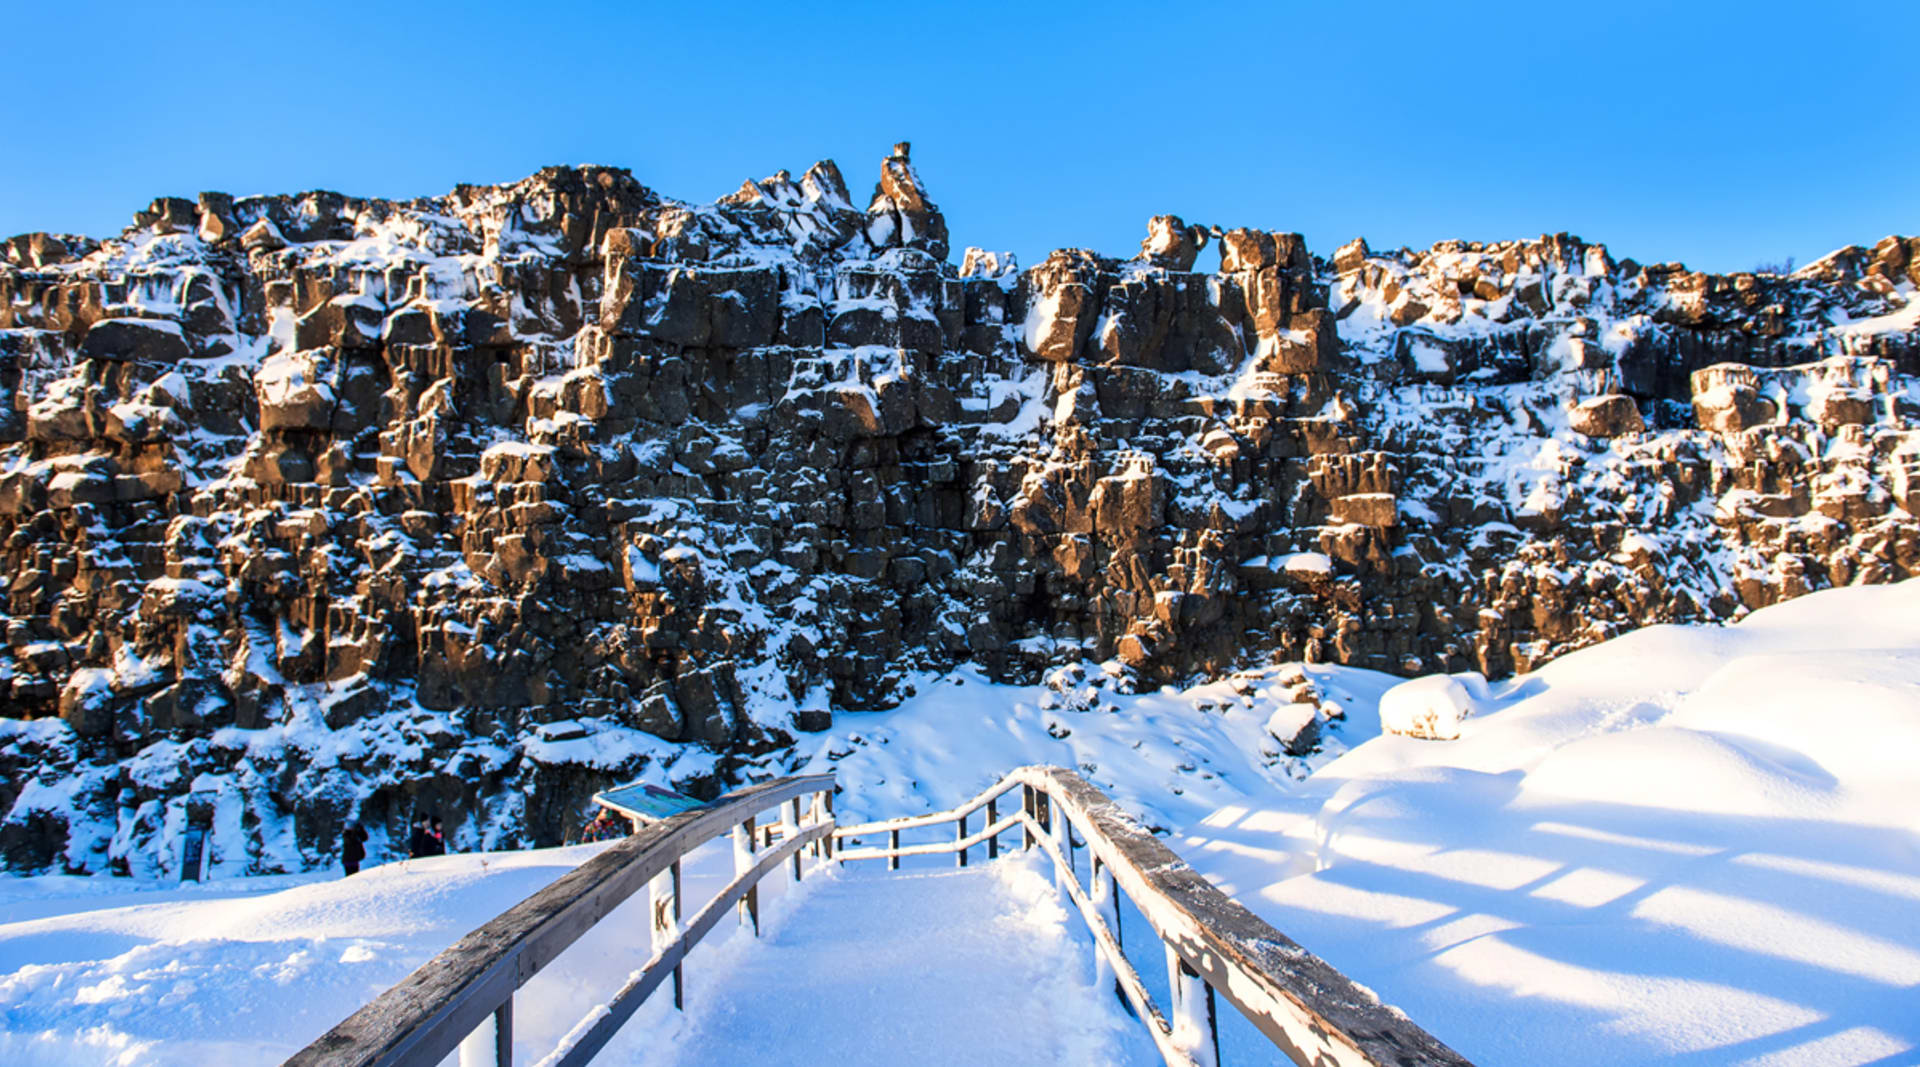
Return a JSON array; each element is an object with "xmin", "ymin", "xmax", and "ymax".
[
  {"xmin": 651, "ymin": 860, "xmax": 682, "ymax": 1009},
  {"xmin": 987, "ymin": 796, "xmax": 999, "ymax": 860},
  {"xmin": 733, "ymin": 816, "xmax": 759, "ymax": 935},
  {"xmin": 956, "ymin": 811, "xmax": 968, "ymax": 868},
  {"xmin": 785, "ymin": 798, "xmax": 803, "ymax": 882}
]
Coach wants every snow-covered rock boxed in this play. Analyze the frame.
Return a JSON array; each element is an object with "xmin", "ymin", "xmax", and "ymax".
[
  {"xmin": 1263, "ymin": 702, "xmax": 1323, "ymax": 754},
  {"xmin": 1378, "ymin": 672, "xmax": 1489, "ymax": 740}
]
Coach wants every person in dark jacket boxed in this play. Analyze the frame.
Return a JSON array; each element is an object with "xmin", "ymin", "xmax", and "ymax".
[
  {"xmin": 341, "ymin": 820, "xmax": 368, "ymax": 876},
  {"xmin": 409, "ymin": 815, "xmax": 446, "ymax": 858}
]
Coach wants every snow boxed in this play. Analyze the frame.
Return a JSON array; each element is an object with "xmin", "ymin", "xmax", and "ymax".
[
  {"xmin": 1183, "ymin": 579, "xmax": 1920, "ymax": 1066},
  {"xmin": 0, "ymin": 849, "xmax": 600, "ymax": 1065},
  {"xmin": 1377, "ymin": 671, "xmax": 1491, "ymax": 740},
  {"xmin": 8, "ymin": 580, "xmax": 1920, "ymax": 1064},
  {"xmin": 1407, "ymin": 338, "xmax": 1450, "ymax": 375},
  {"xmin": 614, "ymin": 857, "xmax": 1153, "ymax": 1067},
  {"xmin": 0, "ymin": 839, "xmax": 1146, "ymax": 1066},
  {"xmin": 793, "ymin": 661, "xmax": 1394, "ymax": 834},
  {"xmin": 1019, "ymin": 289, "xmax": 1062, "ymax": 355}
]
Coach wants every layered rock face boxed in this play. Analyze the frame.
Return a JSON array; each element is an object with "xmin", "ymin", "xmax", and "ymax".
[{"xmin": 3, "ymin": 144, "xmax": 1917, "ymax": 873}]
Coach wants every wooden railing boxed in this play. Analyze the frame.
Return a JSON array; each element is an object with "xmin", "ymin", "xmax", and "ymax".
[
  {"xmin": 289, "ymin": 766, "xmax": 1467, "ymax": 1067},
  {"xmin": 285, "ymin": 774, "xmax": 835, "ymax": 1067},
  {"xmin": 833, "ymin": 766, "xmax": 1473, "ymax": 1067}
]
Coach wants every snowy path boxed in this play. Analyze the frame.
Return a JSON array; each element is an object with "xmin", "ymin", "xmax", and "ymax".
[
  {"xmin": 0, "ymin": 848, "xmax": 1154, "ymax": 1066},
  {"xmin": 598, "ymin": 856, "xmax": 1156, "ymax": 1067}
]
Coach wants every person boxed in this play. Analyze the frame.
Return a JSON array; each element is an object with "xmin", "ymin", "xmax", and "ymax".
[
  {"xmin": 580, "ymin": 809, "xmax": 627, "ymax": 843},
  {"xmin": 341, "ymin": 820, "xmax": 368, "ymax": 876},
  {"xmin": 409, "ymin": 815, "xmax": 446, "ymax": 858}
]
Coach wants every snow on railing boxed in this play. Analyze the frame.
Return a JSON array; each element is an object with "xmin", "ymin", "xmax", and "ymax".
[
  {"xmin": 834, "ymin": 766, "xmax": 1473, "ymax": 1067},
  {"xmin": 285, "ymin": 774, "xmax": 836, "ymax": 1067}
]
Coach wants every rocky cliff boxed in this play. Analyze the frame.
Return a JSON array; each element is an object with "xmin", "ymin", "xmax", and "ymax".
[{"xmin": 4, "ymin": 144, "xmax": 1917, "ymax": 873}]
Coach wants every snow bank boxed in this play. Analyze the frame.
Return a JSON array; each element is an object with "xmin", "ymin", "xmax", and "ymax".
[
  {"xmin": 1182, "ymin": 578, "xmax": 1920, "ymax": 1066},
  {"xmin": 0, "ymin": 840, "xmax": 816, "ymax": 1065},
  {"xmin": 792, "ymin": 660, "xmax": 1398, "ymax": 834}
]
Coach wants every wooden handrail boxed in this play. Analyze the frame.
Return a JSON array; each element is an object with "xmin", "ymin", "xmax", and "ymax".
[
  {"xmin": 834, "ymin": 765, "xmax": 1472, "ymax": 1067},
  {"xmin": 285, "ymin": 774, "xmax": 834, "ymax": 1067},
  {"xmin": 288, "ymin": 766, "xmax": 1466, "ymax": 1067},
  {"xmin": 832, "ymin": 811, "xmax": 1023, "ymax": 864},
  {"xmin": 1022, "ymin": 766, "xmax": 1472, "ymax": 1067},
  {"xmin": 833, "ymin": 775, "xmax": 1020, "ymax": 838}
]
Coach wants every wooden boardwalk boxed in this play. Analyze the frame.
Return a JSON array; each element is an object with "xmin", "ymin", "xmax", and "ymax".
[
  {"xmin": 608, "ymin": 860, "xmax": 1156, "ymax": 1067},
  {"xmin": 291, "ymin": 768, "xmax": 1470, "ymax": 1067}
]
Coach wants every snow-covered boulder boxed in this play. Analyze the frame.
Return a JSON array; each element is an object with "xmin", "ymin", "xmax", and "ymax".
[
  {"xmin": 1264, "ymin": 701, "xmax": 1322, "ymax": 755},
  {"xmin": 1568, "ymin": 393, "xmax": 1644, "ymax": 438},
  {"xmin": 1379, "ymin": 672, "xmax": 1489, "ymax": 740}
]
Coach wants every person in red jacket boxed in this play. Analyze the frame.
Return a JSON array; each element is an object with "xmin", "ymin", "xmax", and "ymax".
[
  {"xmin": 578, "ymin": 809, "xmax": 620, "ymax": 843},
  {"xmin": 409, "ymin": 815, "xmax": 446, "ymax": 858}
]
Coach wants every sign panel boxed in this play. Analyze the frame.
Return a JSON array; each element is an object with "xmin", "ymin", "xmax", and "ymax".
[{"xmin": 593, "ymin": 781, "xmax": 707, "ymax": 823}]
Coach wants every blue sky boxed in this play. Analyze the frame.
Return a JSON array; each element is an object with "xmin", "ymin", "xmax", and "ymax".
[{"xmin": 6, "ymin": 1, "xmax": 1914, "ymax": 273}]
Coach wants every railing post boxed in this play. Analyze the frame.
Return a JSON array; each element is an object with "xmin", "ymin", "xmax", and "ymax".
[
  {"xmin": 494, "ymin": 995, "xmax": 513, "ymax": 1067},
  {"xmin": 1050, "ymin": 796, "xmax": 1070, "ymax": 895},
  {"xmin": 1021, "ymin": 786, "xmax": 1035, "ymax": 851},
  {"xmin": 1166, "ymin": 945, "xmax": 1219, "ymax": 1067},
  {"xmin": 1107, "ymin": 866, "xmax": 1122, "ymax": 950},
  {"xmin": 822, "ymin": 788, "xmax": 836, "ymax": 865},
  {"xmin": 456, "ymin": 995, "xmax": 510, "ymax": 1067},
  {"xmin": 1091, "ymin": 855, "xmax": 1113, "ymax": 993},
  {"xmin": 986, "ymin": 796, "xmax": 999, "ymax": 860},
  {"xmin": 785, "ymin": 798, "xmax": 803, "ymax": 882},
  {"xmin": 733, "ymin": 815, "xmax": 759, "ymax": 935},
  {"xmin": 1092, "ymin": 857, "xmax": 1128, "ymax": 1012},
  {"xmin": 888, "ymin": 828, "xmax": 901, "ymax": 871},
  {"xmin": 651, "ymin": 859, "xmax": 683, "ymax": 1010},
  {"xmin": 809, "ymin": 790, "xmax": 828, "ymax": 861},
  {"xmin": 956, "ymin": 811, "xmax": 968, "ymax": 868}
]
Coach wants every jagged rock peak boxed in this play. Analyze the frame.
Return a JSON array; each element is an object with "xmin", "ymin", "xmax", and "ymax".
[
  {"xmin": 1136, "ymin": 215, "xmax": 1211, "ymax": 272},
  {"xmin": 866, "ymin": 139, "xmax": 948, "ymax": 260}
]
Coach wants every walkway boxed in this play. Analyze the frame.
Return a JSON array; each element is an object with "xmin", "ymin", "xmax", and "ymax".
[{"xmin": 602, "ymin": 855, "xmax": 1156, "ymax": 1067}]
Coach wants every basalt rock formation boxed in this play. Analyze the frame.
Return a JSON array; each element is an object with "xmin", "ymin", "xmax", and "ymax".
[{"xmin": 3, "ymin": 143, "xmax": 1917, "ymax": 873}]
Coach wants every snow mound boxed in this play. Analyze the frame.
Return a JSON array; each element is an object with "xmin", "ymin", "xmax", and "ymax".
[
  {"xmin": 1519, "ymin": 726, "xmax": 1833, "ymax": 816},
  {"xmin": 1378, "ymin": 672, "xmax": 1490, "ymax": 740},
  {"xmin": 1181, "ymin": 577, "xmax": 1920, "ymax": 1067},
  {"xmin": 1667, "ymin": 650, "xmax": 1920, "ymax": 787}
]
